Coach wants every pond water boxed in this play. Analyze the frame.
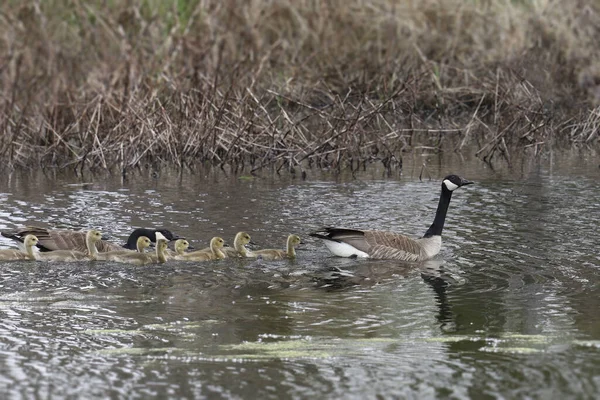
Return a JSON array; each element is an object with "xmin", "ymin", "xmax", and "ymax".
[{"xmin": 0, "ymin": 151, "xmax": 599, "ymax": 399}]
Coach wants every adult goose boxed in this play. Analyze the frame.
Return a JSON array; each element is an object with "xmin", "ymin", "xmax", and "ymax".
[
  {"xmin": 175, "ymin": 237, "xmax": 226, "ymax": 262},
  {"xmin": 0, "ymin": 227, "xmax": 181, "ymax": 253},
  {"xmin": 36, "ymin": 230, "xmax": 104, "ymax": 262},
  {"xmin": 0, "ymin": 234, "xmax": 40, "ymax": 261},
  {"xmin": 310, "ymin": 175, "xmax": 473, "ymax": 261},
  {"xmin": 250, "ymin": 234, "xmax": 301, "ymax": 261}
]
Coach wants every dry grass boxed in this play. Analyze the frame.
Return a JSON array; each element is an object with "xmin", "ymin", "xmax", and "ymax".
[{"xmin": 1, "ymin": 0, "xmax": 599, "ymax": 174}]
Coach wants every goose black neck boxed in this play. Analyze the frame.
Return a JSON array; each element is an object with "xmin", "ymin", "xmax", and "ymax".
[
  {"xmin": 123, "ymin": 229, "xmax": 155, "ymax": 249},
  {"xmin": 423, "ymin": 187, "xmax": 453, "ymax": 238}
]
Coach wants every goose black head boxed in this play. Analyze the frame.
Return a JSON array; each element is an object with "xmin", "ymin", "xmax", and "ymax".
[
  {"xmin": 442, "ymin": 175, "xmax": 473, "ymax": 192},
  {"xmin": 124, "ymin": 228, "xmax": 182, "ymax": 250}
]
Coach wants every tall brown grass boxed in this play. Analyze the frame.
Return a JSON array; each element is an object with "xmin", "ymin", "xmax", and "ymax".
[{"xmin": 1, "ymin": 0, "xmax": 599, "ymax": 174}]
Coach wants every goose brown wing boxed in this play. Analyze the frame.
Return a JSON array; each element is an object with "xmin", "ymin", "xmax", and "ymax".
[
  {"xmin": 12, "ymin": 227, "xmax": 87, "ymax": 252},
  {"xmin": 2, "ymin": 226, "xmax": 123, "ymax": 253},
  {"xmin": 362, "ymin": 230, "xmax": 423, "ymax": 260},
  {"xmin": 95, "ymin": 240, "xmax": 125, "ymax": 252}
]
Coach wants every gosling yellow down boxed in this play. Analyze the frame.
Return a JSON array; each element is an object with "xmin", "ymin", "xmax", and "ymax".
[
  {"xmin": 166, "ymin": 239, "xmax": 190, "ymax": 259},
  {"xmin": 176, "ymin": 237, "xmax": 226, "ymax": 261},
  {"xmin": 226, "ymin": 232, "xmax": 252, "ymax": 258},
  {"xmin": 251, "ymin": 234, "xmax": 301, "ymax": 261},
  {"xmin": 95, "ymin": 236, "xmax": 154, "ymax": 265},
  {"xmin": 36, "ymin": 230, "xmax": 103, "ymax": 262},
  {"xmin": 0, "ymin": 234, "xmax": 39, "ymax": 261}
]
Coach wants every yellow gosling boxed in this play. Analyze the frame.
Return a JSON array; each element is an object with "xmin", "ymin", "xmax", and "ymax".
[
  {"xmin": 225, "ymin": 232, "xmax": 252, "ymax": 258},
  {"xmin": 0, "ymin": 234, "xmax": 39, "ymax": 261},
  {"xmin": 166, "ymin": 239, "xmax": 190, "ymax": 259},
  {"xmin": 176, "ymin": 237, "xmax": 226, "ymax": 262},
  {"xmin": 251, "ymin": 234, "xmax": 301, "ymax": 261},
  {"xmin": 148, "ymin": 237, "xmax": 169, "ymax": 264},
  {"xmin": 95, "ymin": 236, "xmax": 153, "ymax": 265},
  {"xmin": 37, "ymin": 230, "xmax": 103, "ymax": 262}
]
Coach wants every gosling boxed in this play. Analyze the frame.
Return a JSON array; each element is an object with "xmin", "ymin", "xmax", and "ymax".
[
  {"xmin": 225, "ymin": 232, "xmax": 253, "ymax": 258},
  {"xmin": 166, "ymin": 239, "xmax": 190, "ymax": 259},
  {"xmin": 0, "ymin": 234, "xmax": 39, "ymax": 261},
  {"xmin": 250, "ymin": 234, "xmax": 301, "ymax": 261},
  {"xmin": 175, "ymin": 237, "xmax": 226, "ymax": 261},
  {"xmin": 95, "ymin": 236, "xmax": 154, "ymax": 265},
  {"xmin": 36, "ymin": 230, "xmax": 103, "ymax": 262}
]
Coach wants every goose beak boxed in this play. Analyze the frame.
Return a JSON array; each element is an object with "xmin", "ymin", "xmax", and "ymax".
[
  {"xmin": 460, "ymin": 178, "xmax": 474, "ymax": 186},
  {"xmin": 101, "ymin": 234, "xmax": 111, "ymax": 241}
]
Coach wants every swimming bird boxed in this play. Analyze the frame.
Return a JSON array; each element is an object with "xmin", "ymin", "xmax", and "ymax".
[
  {"xmin": 225, "ymin": 232, "xmax": 253, "ymax": 258},
  {"xmin": 250, "ymin": 234, "xmax": 302, "ymax": 261},
  {"xmin": 0, "ymin": 234, "xmax": 39, "ymax": 261},
  {"xmin": 0, "ymin": 226, "xmax": 181, "ymax": 252},
  {"xmin": 147, "ymin": 236, "xmax": 169, "ymax": 264},
  {"xmin": 175, "ymin": 237, "xmax": 226, "ymax": 261},
  {"xmin": 195, "ymin": 232, "xmax": 251, "ymax": 258},
  {"xmin": 36, "ymin": 229, "xmax": 104, "ymax": 262},
  {"xmin": 95, "ymin": 236, "xmax": 153, "ymax": 264},
  {"xmin": 168, "ymin": 239, "xmax": 190, "ymax": 257},
  {"xmin": 309, "ymin": 175, "xmax": 473, "ymax": 261}
]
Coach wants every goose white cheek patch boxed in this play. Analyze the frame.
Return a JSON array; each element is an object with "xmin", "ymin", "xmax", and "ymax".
[{"xmin": 443, "ymin": 179, "xmax": 459, "ymax": 191}]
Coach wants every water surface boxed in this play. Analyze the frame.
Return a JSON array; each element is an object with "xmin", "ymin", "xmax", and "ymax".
[{"xmin": 0, "ymin": 152, "xmax": 599, "ymax": 399}]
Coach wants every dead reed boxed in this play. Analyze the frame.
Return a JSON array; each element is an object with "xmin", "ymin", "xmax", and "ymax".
[{"xmin": 0, "ymin": 0, "xmax": 599, "ymax": 174}]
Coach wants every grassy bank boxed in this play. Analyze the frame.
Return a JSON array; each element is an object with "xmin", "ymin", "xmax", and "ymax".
[{"xmin": 1, "ymin": 0, "xmax": 599, "ymax": 174}]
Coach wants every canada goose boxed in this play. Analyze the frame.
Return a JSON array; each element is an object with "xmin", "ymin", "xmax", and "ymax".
[
  {"xmin": 250, "ymin": 234, "xmax": 302, "ymax": 261},
  {"xmin": 310, "ymin": 175, "xmax": 473, "ymax": 261},
  {"xmin": 176, "ymin": 237, "xmax": 226, "ymax": 261},
  {"xmin": 0, "ymin": 234, "xmax": 39, "ymax": 261},
  {"xmin": 95, "ymin": 236, "xmax": 153, "ymax": 264},
  {"xmin": 36, "ymin": 230, "xmax": 104, "ymax": 262},
  {"xmin": 0, "ymin": 227, "xmax": 181, "ymax": 252}
]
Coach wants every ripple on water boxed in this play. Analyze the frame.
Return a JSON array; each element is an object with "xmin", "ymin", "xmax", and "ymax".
[{"xmin": 0, "ymin": 162, "xmax": 598, "ymax": 398}]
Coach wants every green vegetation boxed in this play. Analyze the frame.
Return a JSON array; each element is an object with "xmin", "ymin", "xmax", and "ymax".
[{"xmin": 0, "ymin": 0, "xmax": 598, "ymax": 173}]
